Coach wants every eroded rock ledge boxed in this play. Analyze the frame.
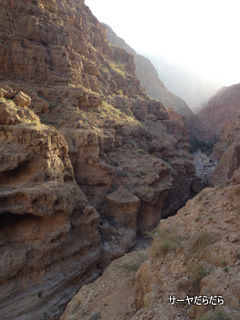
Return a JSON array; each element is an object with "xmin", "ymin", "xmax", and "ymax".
[
  {"xmin": 0, "ymin": 89, "xmax": 101, "ymax": 320},
  {"xmin": 0, "ymin": 0, "xmax": 203, "ymax": 318},
  {"xmin": 62, "ymin": 183, "xmax": 240, "ymax": 320}
]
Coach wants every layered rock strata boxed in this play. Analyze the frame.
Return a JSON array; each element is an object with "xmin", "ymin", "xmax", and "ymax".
[
  {"xmin": 62, "ymin": 183, "xmax": 240, "ymax": 320},
  {"xmin": 199, "ymin": 83, "xmax": 240, "ymax": 141},
  {"xmin": 104, "ymin": 23, "xmax": 193, "ymax": 118},
  {"xmin": 197, "ymin": 84, "xmax": 240, "ymax": 186},
  {"xmin": 0, "ymin": 0, "xmax": 201, "ymax": 319},
  {"xmin": 0, "ymin": 89, "xmax": 101, "ymax": 320}
]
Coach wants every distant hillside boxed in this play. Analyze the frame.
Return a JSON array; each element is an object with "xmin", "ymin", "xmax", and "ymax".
[
  {"xmin": 199, "ymin": 83, "xmax": 240, "ymax": 140},
  {"xmin": 145, "ymin": 54, "xmax": 222, "ymax": 112},
  {"xmin": 103, "ymin": 24, "xmax": 194, "ymax": 118}
]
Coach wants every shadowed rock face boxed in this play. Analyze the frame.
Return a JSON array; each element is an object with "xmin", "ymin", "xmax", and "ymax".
[
  {"xmin": 199, "ymin": 83, "xmax": 240, "ymax": 141},
  {"xmin": 198, "ymin": 84, "xmax": 240, "ymax": 186},
  {"xmin": 0, "ymin": 1, "xmax": 201, "ymax": 319},
  {"xmin": 0, "ymin": 89, "xmax": 101, "ymax": 320},
  {"xmin": 61, "ymin": 183, "xmax": 240, "ymax": 320}
]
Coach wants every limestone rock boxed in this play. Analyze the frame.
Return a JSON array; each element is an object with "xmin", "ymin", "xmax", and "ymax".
[
  {"xmin": 0, "ymin": 90, "xmax": 101, "ymax": 320},
  {"xmin": 66, "ymin": 185, "xmax": 240, "ymax": 320},
  {"xmin": 212, "ymin": 143, "xmax": 240, "ymax": 186},
  {"xmin": 105, "ymin": 186, "xmax": 140, "ymax": 230},
  {"xmin": 60, "ymin": 251, "xmax": 148, "ymax": 320},
  {"xmin": 199, "ymin": 83, "xmax": 240, "ymax": 141},
  {"xmin": 132, "ymin": 186, "xmax": 240, "ymax": 320},
  {"xmin": 104, "ymin": 23, "xmax": 194, "ymax": 119},
  {"xmin": 13, "ymin": 90, "xmax": 31, "ymax": 107},
  {"xmin": 0, "ymin": 96, "xmax": 39, "ymax": 125},
  {"xmin": 0, "ymin": 0, "xmax": 200, "ymax": 318}
]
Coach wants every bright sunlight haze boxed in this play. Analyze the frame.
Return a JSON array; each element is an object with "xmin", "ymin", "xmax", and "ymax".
[{"xmin": 85, "ymin": 0, "xmax": 240, "ymax": 86}]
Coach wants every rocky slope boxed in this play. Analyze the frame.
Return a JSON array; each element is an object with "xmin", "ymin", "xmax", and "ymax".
[
  {"xmin": 62, "ymin": 181, "xmax": 240, "ymax": 320},
  {"xmin": 198, "ymin": 83, "xmax": 240, "ymax": 186},
  {"xmin": 61, "ymin": 72, "xmax": 240, "ymax": 320},
  {"xmin": 146, "ymin": 54, "xmax": 222, "ymax": 112},
  {"xmin": 103, "ymin": 24, "xmax": 205, "ymax": 143},
  {"xmin": 0, "ymin": 88, "xmax": 101, "ymax": 320},
  {"xmin": 198, "ymin": 83, "xmax": 240, "ymax": 141},
  {"xmin": 103, "ymin": 24, "xmax": 193, "ymax": 119},
  {"xmin": 0, "ymin": 0, "xmax": 201, "ymax": 319}
]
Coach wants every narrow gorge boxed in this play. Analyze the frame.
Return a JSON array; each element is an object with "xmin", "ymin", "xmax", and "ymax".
[{"xmin": 0, "ymin": 1, "xmax": 239, "ymax": 320}]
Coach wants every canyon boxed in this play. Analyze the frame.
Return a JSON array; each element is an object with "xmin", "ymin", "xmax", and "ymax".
[{"xmin": 0, "ymin": 1, "xmax": 239, "ymax": 320}]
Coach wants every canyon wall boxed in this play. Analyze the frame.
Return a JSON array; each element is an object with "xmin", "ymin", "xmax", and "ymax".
[
  {"xmin": 198, "ymin": 84, "xmax": 240, "ymax": 186},
  {"xmin": 104, "ymin": 24, "xmax": 194, "ymax": 119},
  {"xmin": 198, "ymin": 83, "xmax": 240, "ymax": 141},
  {"xmin": 62, "ymin": 182, "xmax": 240, "ymax": 320},
  {"xmin": 61, "ymin": 85, "xmax": 240, "ymax": 320},
  {"xmin": 0, "ymin": 0, "xmax": 201, "ymax": 319}
]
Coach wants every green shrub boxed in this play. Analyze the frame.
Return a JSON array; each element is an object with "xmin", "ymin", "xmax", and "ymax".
[
  {"xmin": 224, "ymin": 267, "xmax": 229, "ymax": 273},
  {"xmin": 197, "ymin": 310, "xmax": 231, "ymax": 320},
  {"xmin": 110, "ymin": 160, "xmax": 119, "ymax": 167},
  {"xmin": 235, "ymin": 253, "xmax": 240, "ymax": 260},
  {"xmin": 40, "ymin": 117, "xmax": 50, "ymax": 124},
  {"xmin": 190, "ymin": 231, "xmax": 219, "ymax": 254},
  {"xmin": 188, "ymin": 264, "xmax": 210, "ymax": 292},
  {"xmin": 118, "ymin": 253, "xmax": 147, "ymax": 272},
  {"xmin": 219, "ymin": 261, "xmax": 228, "ymax": 267},
  {"xmin": 138, "ymin": 149, "xmax": 146, "ymax": 155},
  {"xmin": 116, "ymin": 89, "xmax": 123, "ymax": 95},
  {"xmin": 109, "ymin": 61, "xmax": 126, "ymax": 76},
  {"xmin": 197, "ymin": 189, "xmax": 208, "ymax": 201},
  {"xmin": 150, "ymin": 229, "xmax": 182, "ymax": 258},
  {"xmin": 89, "ymin": 312, "xmax": 101, "ymax": 320}
]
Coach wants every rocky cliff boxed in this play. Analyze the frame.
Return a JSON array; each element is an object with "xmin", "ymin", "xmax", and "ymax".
[
  {"xmin": 0, "ymin": 88, "xmax": 101, "ymax": 320},
  {"xmin": 198, "ymin": 84, "xmax": 240, "ymax": 186},
  {"xmin": 0, "ymin": 1, "xmax": 200, "ymax": 319},
  {"xmin": 146, "ymin": 54, "xmax": 222, "ymax": 112},
  {"xmin": 103, "ymin": 24, "xmax": 194, "ymax": 119},
  {"xmin": 103, "ymin": 24, "xmax": 205, "ymax": 143},
  {"xmin": 62, "ymin": 181, "xmax": 240, "ymax": 320},
  {"xmin": 60, "ymin": 41, "xmax": 240, "ymax": 320},
  {"xmin": 199, "ymin": 83, "xmax": 240, "ymax": 141}
]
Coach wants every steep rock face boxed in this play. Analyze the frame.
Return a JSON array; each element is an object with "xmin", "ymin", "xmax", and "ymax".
[
  {"xmin": 60, "ymin": 250, "xmax": 147, "ymax": 320},
  {"xmin": 132, "ymin": 186, "xmax": 240, "ymax": 320},
  {"xmin": 0, "ymin": 0, "xmax": 139, "ymax": 97},
  {"xmin": 199, "ymin": 83, "xmax": 240, "ymax": 141},
  {"xmin": 63, "ymin": 184, "xmax": 240, "ymax": 320},
  {"xmin": 198, "ymin": 84, "xmax": 240, "ymax": 186},
  {"xmin": 211, "ymin": 143, "xmax": 240, "ymax": 186},
  {"xmin": 145, "ymin": 54, "xmax": 222, "ymax": 112},
  {"xmin": 0, "ymin": 0, "xmax": 201, "ymax": 319},
  {"xmin": 0, "ymin": 88, "xmax": 101, "ymax": 320},
  {"xmin": 104, "ymin": 24, "xmax": 194, "ymax": 119}
]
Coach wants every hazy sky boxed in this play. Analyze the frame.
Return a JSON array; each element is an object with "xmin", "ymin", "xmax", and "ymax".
[{"xmin": 85, "ymin": 0, "xmax": 240, "ymax": 85}]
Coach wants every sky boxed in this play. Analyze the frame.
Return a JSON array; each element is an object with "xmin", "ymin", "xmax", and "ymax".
[{"xmin": 85, "ymin": 0, "xmax": 240, "ymax": 86}]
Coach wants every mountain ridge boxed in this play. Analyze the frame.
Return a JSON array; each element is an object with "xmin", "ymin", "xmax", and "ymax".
[{"xmin": 103, "ymin": 23, "xmax": 194, "ymax": 119}]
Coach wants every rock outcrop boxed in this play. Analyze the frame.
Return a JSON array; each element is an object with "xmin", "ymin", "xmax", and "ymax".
[
  {"xmin": 145, "ymin": 54, "xmax": 222, "ymax": 112},
  {"xmin": 0, "ymin": 89, "xmax": 101, "ymax": 320},
  {"xmin": 197, "ymin": 84, "xmax": 240, "ymax": 186},
  {"xmin": 103, "ymin": 24, "xmax": 205, "ymax": 143},
  {"xmin": 63, "ymin": 183, "xmax": 240, "ymax": 320},
  {"xmin": 103, "ymin": 24, "xmax": 194, "ymax": 119},
  {"xmin": 199, "ymin": 83, "xmax": 240, "ymax": 141},
  {"xmin": 60, "ymin": 250, "xmax": 147, "ymax": 320},
  {"xmin": 0, "ymin": 0, "xmax": 201, "ymax": 319}
]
